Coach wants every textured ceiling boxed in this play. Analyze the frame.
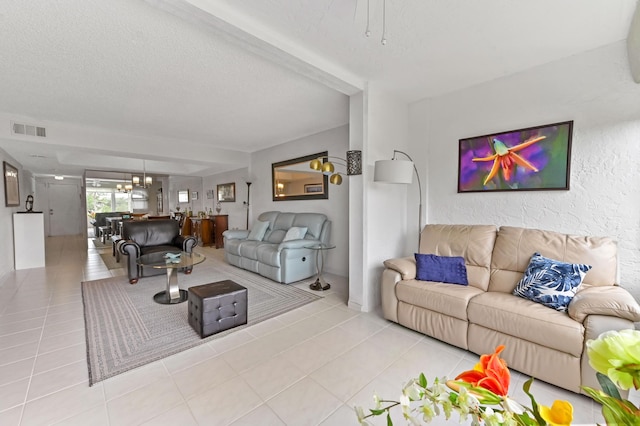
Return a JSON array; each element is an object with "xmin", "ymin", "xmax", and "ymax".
[
  {"xmin": 0, "ymin": 0, "xmax": 635, "ymax": 177},
  {"xmin": 207, "ymin": 0, "xmax": 635, "ymax": 100}
]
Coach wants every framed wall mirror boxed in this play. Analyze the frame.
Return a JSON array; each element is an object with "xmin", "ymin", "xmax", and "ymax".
[{"xmin": 272, "ymin": 151, "xmax": 328, "ymax": 201}]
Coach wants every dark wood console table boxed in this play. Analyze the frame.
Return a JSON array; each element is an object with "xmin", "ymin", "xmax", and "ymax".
[
  {"xmin": 186, "ymin": 215, "xmax": 228, "ymax": 248},
  {"xmin": 209, "ymin": 215, "xmax": 228, "ymax": 249}
]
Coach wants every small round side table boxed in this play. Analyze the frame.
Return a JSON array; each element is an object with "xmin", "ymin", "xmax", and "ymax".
[{"xmin": 305, "ymin": 243, "xmax": 336, "ymax": 291}]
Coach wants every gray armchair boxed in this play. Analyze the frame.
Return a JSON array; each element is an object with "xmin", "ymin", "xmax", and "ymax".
[{"xmin": 120, "ymin": 219, "xmax": 197, "ymax": 284}]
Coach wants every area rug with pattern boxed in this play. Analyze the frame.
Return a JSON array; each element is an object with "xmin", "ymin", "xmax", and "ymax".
[
  {"xmin": 98, "ymin": 250, "xmax": 123, "ymax": 270},
  {"xmin": 81, "ymin": 257, "xmax": 321, "ymax": 385},
  {"xmin": 91, "ymin": 237, "xmax": 111, "ymax": 249}
]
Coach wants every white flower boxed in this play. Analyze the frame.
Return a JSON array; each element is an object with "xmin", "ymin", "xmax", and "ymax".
[
  {"xmin": 372, "ymin": 392, "xmax": 382, "ymax": 409},
  {"xmin": 502, "ymin": 396, "xmax": 525, "ymax": 415},
  {"xmin": 354, "ymin": 406, "xmax": 366, "ymax": 424},
  {"xmin": 420, "ymin": 402, "xmax": 436, "ymax": 422},
  {"xmin": 403, "ymin": 379, "xmax": 423, "ymax": 401},
  {"xmin": 482, "ymin": 407, "xmax": 505, "ymax": 426},
  {"xmin": 400, "ymin": 394, "xmax": 411, "ymax": 408}
]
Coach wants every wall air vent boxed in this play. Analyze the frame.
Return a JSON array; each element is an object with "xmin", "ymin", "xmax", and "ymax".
[{"xmin": 11, "ymin": 121, "xmax": 46, "ymax": 137}]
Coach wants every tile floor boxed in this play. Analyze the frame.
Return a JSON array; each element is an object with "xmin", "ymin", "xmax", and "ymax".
[{"xmin": 0, "ymin": 235, "xmax": 615, "ymax": 425}]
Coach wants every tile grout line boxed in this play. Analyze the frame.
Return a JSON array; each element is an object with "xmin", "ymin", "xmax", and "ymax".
[{"xmin": 18, "ymin": 268, "xmax": 56, "ymax": 426}]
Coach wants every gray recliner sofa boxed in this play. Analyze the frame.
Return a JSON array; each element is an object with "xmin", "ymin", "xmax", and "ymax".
[{"xmin": 223, "ymin": 211, "xmax": 331, "ymax": 284}]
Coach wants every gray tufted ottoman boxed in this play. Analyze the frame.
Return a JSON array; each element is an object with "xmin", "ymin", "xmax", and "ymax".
[{"xmin": 188, "ymin": 280, "xmax": 248, "ymax": 338}]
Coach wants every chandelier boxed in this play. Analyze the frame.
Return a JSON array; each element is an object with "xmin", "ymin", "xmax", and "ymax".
[
  {"xmin": 132, "ymin": 160, "xmax": 153, "ymax": 188},
  {"xmin": 117, "ymin": 172, "xmax": 133, "ymax": 193},
  {"xmin": 117, "ymin": 182, "xmax": 133, "ymax": 193}
]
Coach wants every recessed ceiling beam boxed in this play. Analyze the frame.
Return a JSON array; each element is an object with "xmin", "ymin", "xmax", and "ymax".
[{"xmin": 145, "ymin": 0, "xmax": 363, "ymax": 95}]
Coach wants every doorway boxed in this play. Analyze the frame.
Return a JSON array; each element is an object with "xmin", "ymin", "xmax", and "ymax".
[{"xmin": 35, "ymin": 181, "xmax": 83, "ymax": 236}]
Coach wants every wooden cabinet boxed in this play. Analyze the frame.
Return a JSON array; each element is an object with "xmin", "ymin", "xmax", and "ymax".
[
  {"xmin": 210, "ymin": 215, "xmax": 228, "ymax": 249},
  {"xmin": 199, "ymin": 218, "xmax": 213, "ymax": 246},
  {"xmin": 186, "ymin": 215, "xmax": 228, "ymax": 248}
]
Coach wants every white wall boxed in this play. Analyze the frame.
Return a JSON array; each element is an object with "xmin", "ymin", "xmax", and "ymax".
[
  {"xmin": 359, "ymin": 86, "xmax": 411, "ymax": 311},
  {"xmin": 202, "ymin": 168, "xmax": 251, "ymax": 231},
  {"xmin": 0, "ymin": 149, "xmax": 33, "ymax": 281},
  {"xmin": 168, "ymin": 175, "xmax": 204, "ymax": 215},
  {"xmin": 411, "ymin": 41, "xmax": 640, "ymax": 300},
  {"xmin": 249, "ymin": 125, "xmax": 350, "ymax": 277}
]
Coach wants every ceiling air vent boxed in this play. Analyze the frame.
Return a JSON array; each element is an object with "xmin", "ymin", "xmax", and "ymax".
[{"xmin": 11, "ymin": 121, "xmax": 46, "ymax": 137}]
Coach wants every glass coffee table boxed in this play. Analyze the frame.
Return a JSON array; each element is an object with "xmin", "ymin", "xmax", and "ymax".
[
  {"xmin": 305, "ymin": 243, "xmax": 336, "ymax": 291},
  {"xmin": 137, "ymin": 251, "xmax": 206, "ymax": 304}
]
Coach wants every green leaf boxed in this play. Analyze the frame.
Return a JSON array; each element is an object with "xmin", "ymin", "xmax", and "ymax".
[
  {"xmin": 522, "ymin": 377, "xmax": 534, "ymax": 394},
  {"xmin": 514, "ymin": 412, "xmax": 537, "ymax": 426},
  {"xmin": 584, "ymin": 388, "xmax": 640, "ymax": 425},
  {"xmin": 386, "ymin": 412, "xmax": 393, "ymax": 426},
  {"xmin": 418, "ymin": 373, "xmax": 427, "ymax": 388},
  {"xmin": 522, "ymin": 378, "xmax": 545, "ymax": 425},
  {"xmin": 369, "ymin": 409, "xmax": 387, "ymax": 416},
  {"xmin": 596, "ymin": 372, "xmax": 621, "ymax": 399},
  {"xmin": 601, "ymin": 404, "xmax": 631, "ymax": 426}
]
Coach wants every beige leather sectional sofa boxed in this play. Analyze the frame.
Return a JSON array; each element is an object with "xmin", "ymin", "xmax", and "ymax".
[{"xmin": 381, "ymin": 224, "xmax": 640, "ymax": 394}]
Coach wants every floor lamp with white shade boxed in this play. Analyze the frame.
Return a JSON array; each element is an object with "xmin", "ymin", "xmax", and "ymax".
[{"xmin": 374, "ymin": 150, "xmax": 423, "ymax": 247}]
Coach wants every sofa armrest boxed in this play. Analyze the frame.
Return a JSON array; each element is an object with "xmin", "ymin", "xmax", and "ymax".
[
  {"xmin": 383, "ymin": 257, "xmax": 416, "ymax": 280},
  {"xmin": 568, "ymin": 285, "xmax": 640, "ymax": 323},
  {"xmin": 174, "ymin": 235, "xmax": 197, "ymax": 252},
  {"xmin": 223, "ymin": 229, "xmax": 250, "ymax": 240},
  {"xmin": 120, "ymin": 240, "xmax": 140, "ymax": 257}
]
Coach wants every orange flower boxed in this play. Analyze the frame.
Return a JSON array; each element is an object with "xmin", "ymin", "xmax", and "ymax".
[
  {"xmin": 472, "ymin": 136, "xmax": 546, "ymax": 185},
  {"xmin": 455, "ymin": 345, "xmax": 511, "ymax": 396}
]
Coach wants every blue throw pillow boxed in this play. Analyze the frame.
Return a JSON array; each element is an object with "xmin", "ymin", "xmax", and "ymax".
[
  {"xmin": 513, "ymin": 252, "xmax": 592, "ymax": 312},
  {"xmin": 414, "ymin": 253, "xmax": 469, "ymax": 286}
]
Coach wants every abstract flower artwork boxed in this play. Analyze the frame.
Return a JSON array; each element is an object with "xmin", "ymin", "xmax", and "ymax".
[{"xmin": 458, "ymin": 121, "xmax": 573, "ymax": 193}]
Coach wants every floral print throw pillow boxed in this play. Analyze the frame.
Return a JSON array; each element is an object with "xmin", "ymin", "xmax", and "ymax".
[{"xmin": 513, "ymin": 252, "xmax": 592, "ymax": 312}]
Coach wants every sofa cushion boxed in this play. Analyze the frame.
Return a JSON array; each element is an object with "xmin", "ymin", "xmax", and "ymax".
[
  {"xmin": 468, "ymin": 292, "xmax": 585, "ymax": 357},
  {"xmin": 238, "ymin": 240, "xmax": 269, "ymax": 260},
  {"xmin": 140, "ymin": 245, "xmax": 181, "ymax": 255},
  {"xmin": 247, "ymin": 220, "xmax": 269, "ymax": 241},
  {"xmin": 419, "ymin": 224, "xmax": 497, "ymax": 291},
  {"xmin": 225, "ymin": 238, "xmax": 243, "ymax": 256},
  {"xmin": 513, "ymin": 252, "xmax": 591, "ymax": 312},
  {"xmin": 291, "ymin": 213, "xmax": 328, "ymax": 240},
  {"xmin": 414, "ymin": 253, "xmax": 468, "ymax": 285},
  {"xmin": 264, "ymin": 229, "xmax": 286, "ymax": 244},
  {"xmin": 396, "ymin": 279, "xmax": 484, "ymax": 321},
  {"xmin": 283, "ymin": 226, "xmax": 308, "ymax": 242},
  {"xmin": 256, "ymin": 244, "xmax": 281, "ymax": 267},
  {"xmin": 489, "ymin": 226, "xmax": 617, "ymax": 293}
]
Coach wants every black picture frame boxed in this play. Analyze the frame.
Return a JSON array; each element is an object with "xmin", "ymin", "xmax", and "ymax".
[
  {"xmin": 457, "ymin": 121, "xmax": 573, "ymax": 193},
  {"xmin": 272, "ymin": 151, "xmax": 329, "ymax": 201}
]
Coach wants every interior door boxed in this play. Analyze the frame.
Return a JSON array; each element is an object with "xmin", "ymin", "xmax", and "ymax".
[{"xmin": 37, "ymin": 182, "xmax": 82, "ymax": 236}]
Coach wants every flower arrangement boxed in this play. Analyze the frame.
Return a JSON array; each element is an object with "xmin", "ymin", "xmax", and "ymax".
[{"xmin": 356, "ymin": 330, "xmax": 640, "ymax": 425}]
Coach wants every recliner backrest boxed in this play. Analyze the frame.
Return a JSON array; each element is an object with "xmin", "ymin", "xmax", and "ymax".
[
  {"xmin": 123, "ymin": 219, "xmax": 179, "ymax": 247},
  {"xmin": 264, "ymin": 212, "xmax": 295, "ymax": 243},
  {"xmin": 256, "ymin": 211, "xmax": 330, "ymax": 244},
  {"xmin": 420, "ymin": 224, "xmax": 497, "ymax": 291},
  {"xmin": 489, "ymin": 226, "xmax": 618, "ymax": 293}
]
